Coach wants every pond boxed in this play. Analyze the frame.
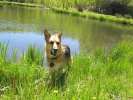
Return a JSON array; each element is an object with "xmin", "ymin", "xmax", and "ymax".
[{"xmin": 0, "ymin": 5, "xmax": 133, "ymax": 56}]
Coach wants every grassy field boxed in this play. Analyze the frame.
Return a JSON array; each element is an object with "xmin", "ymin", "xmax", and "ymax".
[{"xmin": 0, "ymin": 40, "xmax": 133, "ymax": 99}]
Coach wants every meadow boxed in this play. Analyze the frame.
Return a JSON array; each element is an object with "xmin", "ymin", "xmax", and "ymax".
[
  {"xmin": 0, "ymin": 40, "xmax": 133, "ymax": 99},
  {"xmin": 0, "ymin": 0, "xmax": 133, "ymax": 99}
]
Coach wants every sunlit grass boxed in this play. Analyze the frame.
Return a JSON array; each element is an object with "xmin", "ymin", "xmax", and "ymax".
[
  {"xmin": 0, "ymin": 43, "xmax": 8, "ymax": 64},
  {"xmin": 0, "ymin": 1, "xmax": 42, "ymax": 7},
  {"xmin": 21, "ymin": 45, "xmax": 43, "ymax": 65},
  {"xmin": 0, "ymin": 40, "xmax": 133, "ymax": 99},
  {"xmin": 52, "ymin": 7, "xmax": 133, "ymax": 25}
]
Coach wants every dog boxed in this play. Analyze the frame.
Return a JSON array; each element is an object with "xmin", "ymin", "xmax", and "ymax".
[{"xmin": 44, "ymin": 29, "xmax": 71, "ymax": 75}]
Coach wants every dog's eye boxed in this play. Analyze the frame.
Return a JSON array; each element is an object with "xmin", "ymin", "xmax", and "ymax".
[
  {"xmin": 50, "ymin": 41, "xmax": 54, "ymax": 44},
  {"xmin": 57, "ymin": 42, "xmax": 60, "ymax": 45}
]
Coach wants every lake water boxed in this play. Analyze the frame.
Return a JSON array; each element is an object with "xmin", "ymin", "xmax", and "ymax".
[{"xmin": 0, "ymin": 5, "xmax": 133, "ymax": 56}]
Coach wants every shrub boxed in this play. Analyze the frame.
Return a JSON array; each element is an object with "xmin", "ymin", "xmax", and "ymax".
[{"xmin": 94, "ymin": 0, "xmax": 131, "ymax": 15}]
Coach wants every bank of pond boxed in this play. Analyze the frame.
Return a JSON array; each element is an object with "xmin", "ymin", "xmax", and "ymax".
[{"xmin": 0, "ymin": 1, "xmax": 133, "ymax": 26}]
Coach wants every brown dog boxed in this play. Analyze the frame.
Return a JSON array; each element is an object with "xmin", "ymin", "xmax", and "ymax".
[{"xmin": 44, "ymin": 29, "xmax": 71, "ymax": 74}]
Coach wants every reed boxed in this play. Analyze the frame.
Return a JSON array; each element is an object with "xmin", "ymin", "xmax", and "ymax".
[{"xmin": 0, "ymin": 40, "xmax": 133, "ymax": 99}]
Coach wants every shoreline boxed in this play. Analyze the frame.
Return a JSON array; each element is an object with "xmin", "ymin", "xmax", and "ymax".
[{"xmin": 0, "ymin": 1, "xmax": 133, "ymax": 25}]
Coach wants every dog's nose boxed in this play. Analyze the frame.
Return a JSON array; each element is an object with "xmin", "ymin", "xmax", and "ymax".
[
  {"xmin": 53, "ymin": 49, "xmax": 57, "ymax": 54},
  {"xmin": 51, "ymin": 49, "xmax": 58, "ymax": 56}
]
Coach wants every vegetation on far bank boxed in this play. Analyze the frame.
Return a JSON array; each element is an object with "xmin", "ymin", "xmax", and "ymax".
[
  {"xmin": 1, "ymin": 1, "xmax": 133, "ymax": 25},
  {"xmin": 0, "ymin": 40, "xmax": 133, "ymax": 99},
  {"xmin": 51, "ymin": 7, "xmax": 133, "ymax": 25},
  {"xmin": 1, "ymin": 0, "xmax": 133, "ymax": 16},
  {"xmin": 1, "ymin": 0, "xmax": 133, "ymax": 13}
]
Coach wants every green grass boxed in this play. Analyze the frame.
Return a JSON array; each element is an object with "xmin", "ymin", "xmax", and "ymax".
[
  {"xmin": 0, "ymin": 0, "xmax": 95, "ymax": 8},
  {"xmin": 0, "ymin": 1, "xmax": 43, "ymax": 7},
  {"xmin": 0, "ymin": 40, "xmax": 133, "ymax": 99},
  {"xmin": 51, "ymin": 7, "xmax": 133, "ymax": 25}
]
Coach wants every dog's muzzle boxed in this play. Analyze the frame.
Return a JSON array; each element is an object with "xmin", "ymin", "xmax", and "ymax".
[{"xmin": 51, "ymin": 49, "xmax": 58, "ymax": 56}]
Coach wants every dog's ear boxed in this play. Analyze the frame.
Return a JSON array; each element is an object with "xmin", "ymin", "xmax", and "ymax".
[
  {"xmin": 44, "ymin": 29, "xmax": 50, "ymax": 42},
  {"xmin": 57, "ymin": 32, "xmax": 62, "ymax": 39}
]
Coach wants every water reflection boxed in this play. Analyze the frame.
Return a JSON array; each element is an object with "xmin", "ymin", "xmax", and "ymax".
[
  {"xmin": 0, "ymin": 32, "xmax": 80, "ymax": 57},
  {"xmin": 0, "ymin": 6, "xmax": 133, "ymax": 55}
]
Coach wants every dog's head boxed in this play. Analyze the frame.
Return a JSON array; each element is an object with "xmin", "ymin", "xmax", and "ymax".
[{"xmin": 44, "ymin": 29, "xmax": 62, "ymax": 58}]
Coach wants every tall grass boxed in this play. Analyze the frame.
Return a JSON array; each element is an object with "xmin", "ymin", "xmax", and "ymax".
[
  {"xmin": 0, "ymin": 41, "xmax": 133, "ymax": 99},
  {"xmin": 1, "ymin": 0, "xmax": 95, "ymax": 8},
  {"xmin": 1, "ymin": 0, "xmax": 132, "ymax": 10},
  {"xmin": 0, "ymin": 43, "xmax": 8, "ymax": 64},
  {"xmin": 21, "ymin": 45, "xmax": 43, "ymax": 65}
]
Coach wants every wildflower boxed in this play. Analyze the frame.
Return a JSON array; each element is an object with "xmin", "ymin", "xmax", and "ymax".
[
  {"xmin": 53, "ymin": 90, "xmax": 58, "ymax": 94},
  {"xmin": 92, "ymin": 97, "xmax": 97, "ymax": 100},
  {"xmin": 0, "ymin": 86, "xmax": 10, "ymax": 92}
]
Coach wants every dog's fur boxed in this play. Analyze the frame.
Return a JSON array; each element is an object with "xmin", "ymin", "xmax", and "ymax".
[{"xmin": 44, "ymin": 29, "xmax": 71, "ymax": 74}]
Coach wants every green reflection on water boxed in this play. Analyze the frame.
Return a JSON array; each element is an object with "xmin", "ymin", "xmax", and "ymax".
[{"xmin": 0, "ymin": 5, "xmax": 133, "ymax": 53}]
